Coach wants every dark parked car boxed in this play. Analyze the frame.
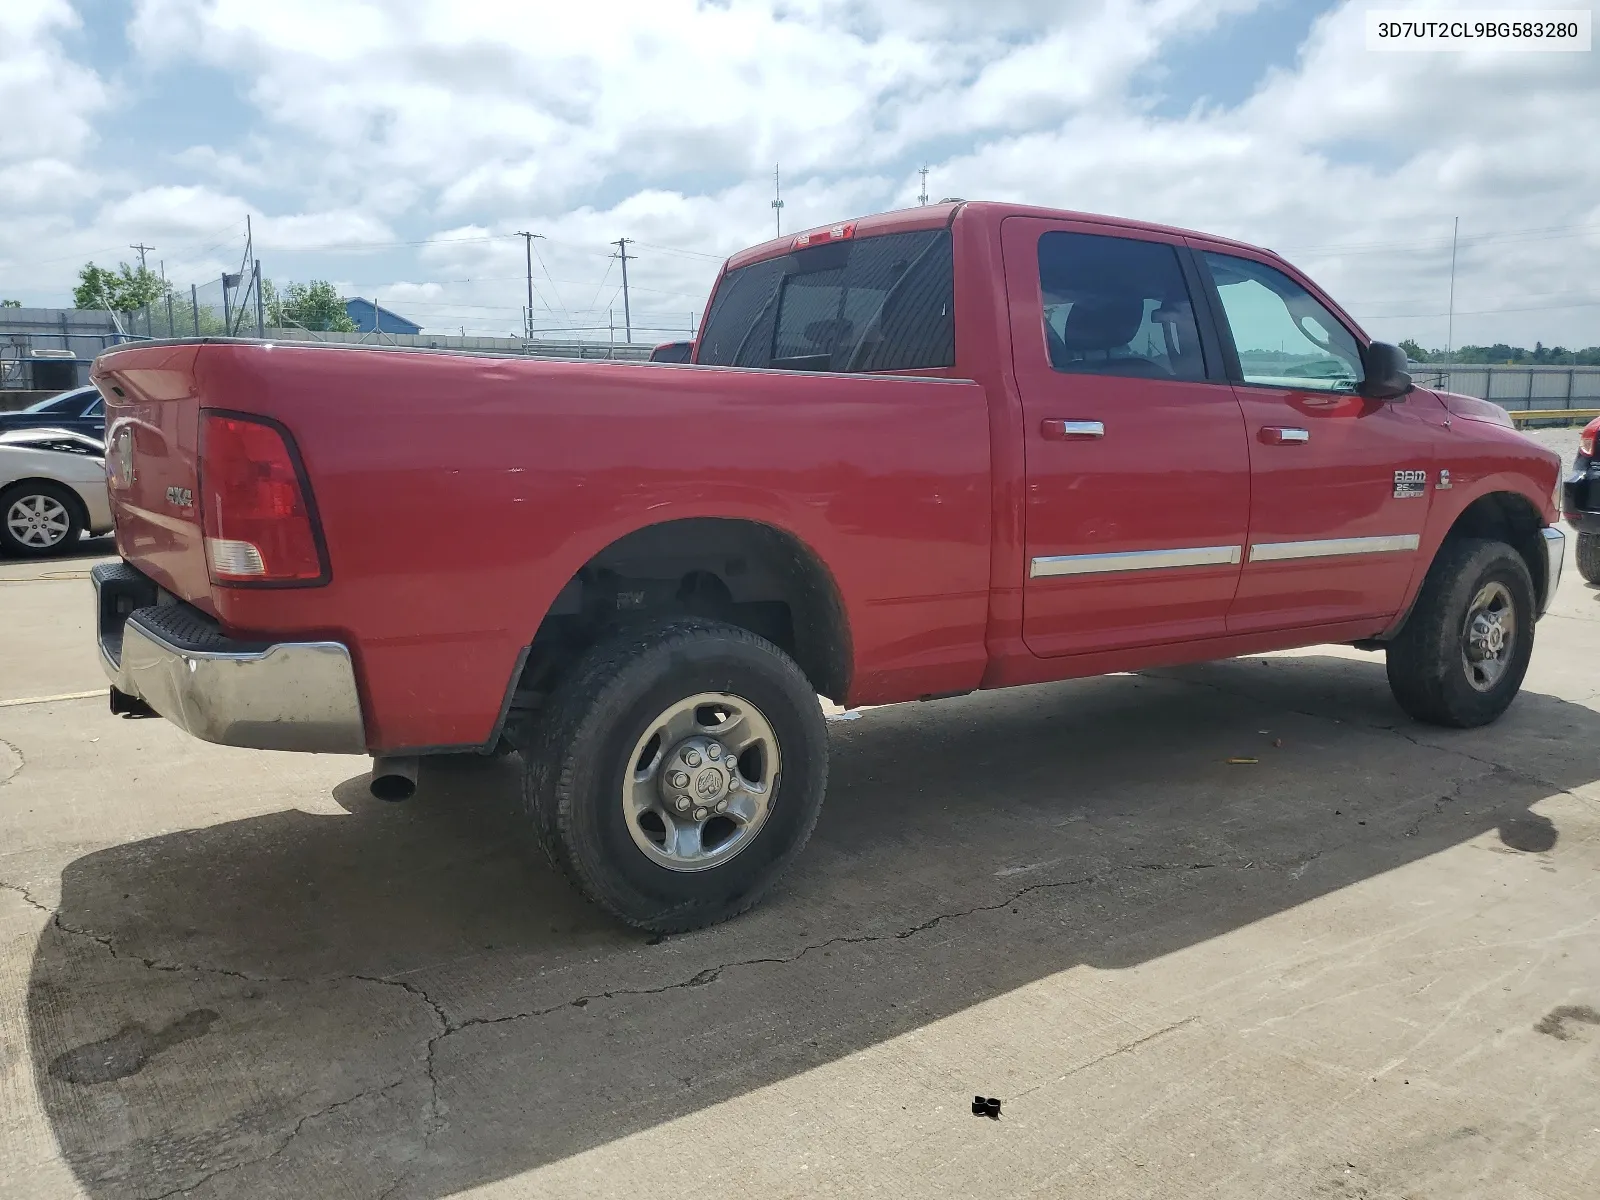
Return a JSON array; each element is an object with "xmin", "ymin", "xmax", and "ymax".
[
  {"xmin": 649, "ymin": 341, "xmax": 695, "ymax": 363},
  {"xmin": 0, "ymin": 386, "xmax": 105, "ymax": 440},
  {"xmin": 1562, "ymin": 415, "xmax": 1600, "ymax": 583}
]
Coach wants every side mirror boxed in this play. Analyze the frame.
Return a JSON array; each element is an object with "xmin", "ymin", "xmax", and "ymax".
[{"xmin": 1359, "ymin": 341, "xmax": 1413, "ymax": 401}]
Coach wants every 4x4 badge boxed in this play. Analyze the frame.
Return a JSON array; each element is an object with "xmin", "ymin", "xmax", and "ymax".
[{"xmin": 1394, "ymin": 470, "xmax": 1427, "ymax": 500}]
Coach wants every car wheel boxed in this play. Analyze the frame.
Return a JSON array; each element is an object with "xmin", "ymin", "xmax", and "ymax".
[
  {"xmin": 1385, "ymin": 537, "xmax": 1535, "ymax": 728},
  {"xmin": 1577, "ymin": 532, "xmax": 1600, "ymax": 585},
  {"xmin": 510, "ymin": 617, "xmax": 829, "ymax": 933},
  {"xmin": 0, "ymin": 481, "xmax": 84, "ymax": 557}
]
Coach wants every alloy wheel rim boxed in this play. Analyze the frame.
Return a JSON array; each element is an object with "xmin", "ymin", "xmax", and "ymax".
[
  {"xmin": 621, "ymin": 692, "xmax": 779, "ymax": 873},
  {"xmin": 1461, "ymin": 580, "xmax": 1515, "ymax": 693},
  {"xmin": 5, "ymin": 495, "xmax": 70, "ymax": 549}
]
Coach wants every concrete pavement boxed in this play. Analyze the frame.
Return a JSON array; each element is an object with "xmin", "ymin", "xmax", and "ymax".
[{"xmin": 1, "ymin": 499, "xmax": 1597, "ymax": 1198}]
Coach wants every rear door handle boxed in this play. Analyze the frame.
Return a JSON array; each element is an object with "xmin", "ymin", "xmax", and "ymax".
[
  {"xmin": 1042, "ymin": 419, "xmax": 1105, "ymax": 441},
  {"xmin": 1260, "ymin": 426, "xmax": 1310, "ymax": 445}
]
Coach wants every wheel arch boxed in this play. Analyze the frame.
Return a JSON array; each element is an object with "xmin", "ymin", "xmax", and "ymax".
[
  {"xmin": 1381, "ymin": 488, "xmax": 1550, "ymax": 642},
  {"xmin": 1438, "ymin": 490, "xmax": 1550, "ymax": 613},
  {"xmin": 515, "ymin": 516, "xmax": 852, "ymax": 716}
]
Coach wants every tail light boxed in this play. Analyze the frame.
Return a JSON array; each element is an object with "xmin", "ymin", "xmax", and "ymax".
[
  {"xmin": 199, "ymin": 412, "xmax": 328, "ymax": 585},
  {"xmin": 1580, "ymin": 417, "xmax": 1598, "ymax": 458}
]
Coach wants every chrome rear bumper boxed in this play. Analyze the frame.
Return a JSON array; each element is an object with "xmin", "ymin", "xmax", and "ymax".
[{"xmin": 92, "ymin": 562, "xmax": 366, "ymax": 753}]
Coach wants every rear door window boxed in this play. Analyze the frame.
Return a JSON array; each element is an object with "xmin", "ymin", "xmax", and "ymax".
[
  {"xmin": 697, "ymin": 230, "xmax": 954, "ymax": 372},
  {"xmin": 1036, "ymin": 232, "xmax": 1207, "ymax": 382}
]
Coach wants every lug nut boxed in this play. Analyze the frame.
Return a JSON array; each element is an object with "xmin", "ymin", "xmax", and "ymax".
[
  {"xmin": 669, "ymin": 771, "xmax": 690, "ymax": 789},
  {"xmin": 683, "ymin": 750, "xmax": 702, "ymax": 767},
  {"xmin": 693, "ymin": 807, "xmax": 708, "ymax": 821},
  {"xmin": 675, "ymin": 797, "xmax": 690, "ymax": 812},
  {"xmin": 706, "ymin": 743, "xmax": 721, "ymax": 760},
  {"xmin": 715, "ymin": 799, "xmax": 728, "ymax": 813}
]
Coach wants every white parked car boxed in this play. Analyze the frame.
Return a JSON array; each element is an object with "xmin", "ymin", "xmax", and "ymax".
[{"xmin": 0, "ymin": 427, "xmax": 112, "ymax": 556}]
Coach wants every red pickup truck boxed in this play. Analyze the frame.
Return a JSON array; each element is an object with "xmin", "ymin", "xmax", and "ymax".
[{"xmin": 90, "ymin": 201, "xmax": 1563, "ymax": 932}]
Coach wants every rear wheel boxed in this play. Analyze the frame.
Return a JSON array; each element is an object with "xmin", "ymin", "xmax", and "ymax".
[
  {"xmin": 510, "ymin": 618, "xmax": 828, "ymax": 932},
  {"xmin": 1577, "ymin": 531, "xmax": 1600, "ymax": 585},
  {"xmin": 1385, "ymin": 537, "xmax": 1535, "ymax": 728},
  {"xmin": 0, "ymin": 482, "xmax": 82, "ymax": 557}
]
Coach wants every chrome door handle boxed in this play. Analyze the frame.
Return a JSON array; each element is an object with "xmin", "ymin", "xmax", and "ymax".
[
  {"xmin": 1260, "ymin": 426, "xmax": 1310, "ymax": 445},
  {"xmin": 1042, "ymin": 419, "xmax": 1105, "ymax": 441}
]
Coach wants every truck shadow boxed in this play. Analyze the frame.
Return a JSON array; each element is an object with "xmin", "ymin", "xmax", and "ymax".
[{"xmin": 25, "ymin": 653, "xmax": 1596, "ymax": 1197}]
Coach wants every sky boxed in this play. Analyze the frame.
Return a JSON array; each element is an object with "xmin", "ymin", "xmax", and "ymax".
[{"xmin": 1, "ymin": 0, "xmax": 1597, "ymax": 349}]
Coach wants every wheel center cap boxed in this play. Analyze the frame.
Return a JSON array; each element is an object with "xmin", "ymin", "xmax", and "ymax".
[{"xmin": 659, "ymin": 735, "xmax": 732, "ymax": 811}]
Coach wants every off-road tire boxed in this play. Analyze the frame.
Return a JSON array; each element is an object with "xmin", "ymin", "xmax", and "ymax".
[
  {"xmin": 1385, "ymin": 537, "xmax": 1535, "ymax": 728},
  {"xmin": 1576, "ymin": 531, "xmax": 1600, "ymax": 585},
  {"xmin": 508, "ymin": 617, "xmax": 828, "ymax": 932},
  {"xmin": 0, "ymin": 480, "xmax": 83, "ymax": 557}
]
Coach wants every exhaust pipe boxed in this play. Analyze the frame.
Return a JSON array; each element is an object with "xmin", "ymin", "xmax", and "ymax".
[{"xmin": 369, "ymin": 756, "xmax": 419, "ymax": 802}]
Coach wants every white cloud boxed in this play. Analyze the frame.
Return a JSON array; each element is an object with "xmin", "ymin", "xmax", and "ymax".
[{"xmin": 2, "ymin": 0, "xmax": 1596, "ymax": 346}]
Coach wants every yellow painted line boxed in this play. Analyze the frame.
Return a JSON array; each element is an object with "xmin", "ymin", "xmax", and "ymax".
[
  {"xmin": 0, "ymin": 689, "xmax": 104, "ymax": 709},
  {"xmin": 1509, "ymin": 408, "xmax": 1600, "ymax": 423}
]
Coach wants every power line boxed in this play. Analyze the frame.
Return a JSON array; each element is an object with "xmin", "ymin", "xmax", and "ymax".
[
  {"xmin": 1359, "ymin": 296, "xmax": 1600, "ymax": 319},
  {"xmin": 129, "ymin": 243, "xmax": 155, "ymax": 272},
  {"xmin": 529, "ymin": 238, "xmax": 573, "ymax": 325}
]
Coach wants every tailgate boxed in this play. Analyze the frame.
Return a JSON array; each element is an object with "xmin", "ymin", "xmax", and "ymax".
[{"xmin": 91, "ymin": 343, "xmax": 212, "ymax": 611}]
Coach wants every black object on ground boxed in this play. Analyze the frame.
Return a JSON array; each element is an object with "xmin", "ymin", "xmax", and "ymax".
[{"xmin": 972, "ymin": 1095, "xmax": 1002, "ymax": 1118}]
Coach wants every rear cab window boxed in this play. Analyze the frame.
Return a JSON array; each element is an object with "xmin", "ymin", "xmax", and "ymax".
[{"xmin": 697, "ymin": 230, "xmax": 955, "ymax": 373}]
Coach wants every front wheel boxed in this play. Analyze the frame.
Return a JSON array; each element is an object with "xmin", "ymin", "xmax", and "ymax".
[
  {"xmin": 1385, "ymin": 537, "xmax": 1535, "ymax": 728},
  {"xmin": 511, "ymin": 618, "xmax": 829, "ymax": 932},
  {"xmin": 1577, "ymin": 531, "xmax": 1600, "ymax": 585}
]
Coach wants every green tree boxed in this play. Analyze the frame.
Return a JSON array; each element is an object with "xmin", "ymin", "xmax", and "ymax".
[
  {"xmin": 73, "ymin": 261, "xmax": 168, "ymax": 313},
  {"xmin": 265, "ymin": 280, "xmax": 355, "ymax": 332},
  {"xmin": 1398, "ymin": 338, "xmax": 1429, "ymax": 362}
]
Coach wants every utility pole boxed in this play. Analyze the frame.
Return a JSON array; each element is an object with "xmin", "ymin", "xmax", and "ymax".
[
  {"xmin": 612, "ymin": 238, "xmax": 634, "ymax": 342},
  {"xmin": 1445, "ymin": 216, "xmax": 1459, "ymax": 368},
  {"xmin": 918, "ymin": 165, "xmax": 929, "ymax": 206},
  {"xmin": 130, "ymin": 242, "xmax": 154, "ymax": 272},
  {"xmin": 516, "ymin": 231, "xmax": 542, "ymax": 339},
  {"xmin": 771, "ymin": 164, "xmax": 784, "ymax": 237}
]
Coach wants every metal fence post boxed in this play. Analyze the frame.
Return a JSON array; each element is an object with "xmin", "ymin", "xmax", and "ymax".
[
  {"xmin": 222, "ymin": 276, "xmax": 232, "ymax": 333},
  {"xmin": 166, "ymin": 292, "xmax": 175, "ymax": 338},
  {"xmin": 1568, "ymin": 369, "xmax": 1576, "ymax": 411},
  {"xmin": 191, "ymin": 284, "xmax": 200, "ymax": 336}
]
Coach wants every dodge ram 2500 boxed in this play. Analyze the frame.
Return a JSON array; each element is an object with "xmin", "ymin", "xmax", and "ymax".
[{"xmin": 90, "ymin": 201, "xmax": 1563, "ymax": 932}]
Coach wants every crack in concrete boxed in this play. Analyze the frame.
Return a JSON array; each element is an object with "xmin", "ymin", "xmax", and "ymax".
[
  {"xmin": 1006, "ymin": 1014, "xmax": 1202, "ymax": 1107},
  {"xmin": 438, "ymin": 872, "xmax": 1102, "ymax": 1036},
  {"xmin": 139, "ymin": 1077, "xmax": 409, "ymax": 1200},
  {"xmin": 1, "ymin": 877, "xmax": 302, "ymax": 986},
  {"xmin": 0, "ymin": 736, "xmax": 24, "ymax": 789}
]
